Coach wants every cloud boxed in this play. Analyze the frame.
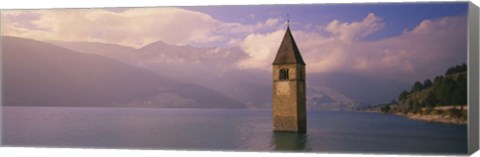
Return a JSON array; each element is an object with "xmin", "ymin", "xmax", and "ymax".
[
  {"xmin": 216, "ymin": 18, "xmax": 282, "ymax": 35},
  {"xmin": 2, "ymin": 8, "xmax": 219, "ymax": 47},
  {"xmin": 325, "ymin": 13, "xmax": 384, "ymax": 41},
  {"xmin": 2, "ymin": 9, "xmax": 467, "ymax": 83},
  {"xmin": 1, "ymin": 8, "xmax": 282, "ymax": 48},
  {"xmin": 247, "ymin": 13, "xmax": 256, "ymax": 19},
  {"xmin": 364, "ymin": 16, "xmax": 467, "ymax": 81},
  {"xmin": 236, "ymin": 13, "xmax": 385, "ymax": 72},
  {"xmin": 236, "ymin": 29, "xmax": 284, "ymax": 69},
  {"xmin": 236, "ymin": 13, "xmax": 467, "ymax": 83}
]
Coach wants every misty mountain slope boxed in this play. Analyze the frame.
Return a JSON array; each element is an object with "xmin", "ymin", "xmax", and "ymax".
[
  {"xmin": 50, "ymin": 39, "xmax": 412, "ymax": 111},
  {"xmin": 309, "ymin": 72, "xmax": 410, "ymax": 106},
  {"xmin": 307, "ymin": 86, "xmax": 360, "ymax": 111},
  {"xmin": 137, "ymin": 40, "xmax": 247, "ymax": 82},
  {"xmin": 51, "ymin": 40, "xmax": 247, "ymax": 86},
  {"xmin": 49, "ymin": 40, "xmax": 138, "ymax": 61},
  {"xmin": 51, "ymin": 39, "xmax": 257, "ymax": 104},
  {"xmin": 2, "ymin": 36, "xmax": 243, "ymax": 108}
]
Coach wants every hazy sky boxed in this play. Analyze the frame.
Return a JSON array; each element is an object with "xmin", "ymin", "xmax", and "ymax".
[{"xmin": 1, "ymin": 2, "xmax": 469, "ymax": 83}]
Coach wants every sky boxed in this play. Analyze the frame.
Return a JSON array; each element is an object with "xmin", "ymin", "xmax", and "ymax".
[{"xmin": 0, "ymin": 2, "xmax": 469, "ymax": 83}]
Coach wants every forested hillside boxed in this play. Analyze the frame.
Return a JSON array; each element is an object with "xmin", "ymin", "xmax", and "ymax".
[
  {"xmin": 363, "ymin": 64, "xmax": 467, "ymax": 124},
  {"xmin": 397, "ymin": 64, "xmax": 467, "ymax": 113}
]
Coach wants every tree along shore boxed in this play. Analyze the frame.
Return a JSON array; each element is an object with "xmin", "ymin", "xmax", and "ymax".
[
  {"xmin": 363, "ymin": 105, "xmax": 467, "ymax": 125},
  {"xmin": 360, "ymin": 64, "xmax": 467, "ymax": 125}
]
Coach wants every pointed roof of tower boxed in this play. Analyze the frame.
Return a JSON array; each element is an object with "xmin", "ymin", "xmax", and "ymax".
[{"xmin": 272, "ymin": 26, "xmax": 305, "ymax": 65}]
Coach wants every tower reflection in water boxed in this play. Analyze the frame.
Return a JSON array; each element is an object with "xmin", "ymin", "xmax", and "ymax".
[{"xmin": 271, "ymin": 132, "xmax": 310, "ymax": 151}]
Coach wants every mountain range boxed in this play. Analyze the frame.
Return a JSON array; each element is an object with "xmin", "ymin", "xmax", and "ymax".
[
  {"xmin": 51, "ymin": 39, "xmax": 368, "ymax": 110},
  {"xmin": 3, "ymin": 36, "xmax": 243, "ymax": 108},
  {"xmin": 2, "ymin": 36, "xmax": 411, "ymax": 110}
]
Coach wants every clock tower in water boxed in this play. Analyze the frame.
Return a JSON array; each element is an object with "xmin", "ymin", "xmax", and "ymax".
[{"xmin": 272, "ymin": 24, "xmax": 306, "ymax": 133}]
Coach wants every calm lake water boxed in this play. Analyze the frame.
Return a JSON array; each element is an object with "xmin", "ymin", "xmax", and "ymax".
[{"xmin": 2, "ymin": 107, "xmax": 467, "ymax": 154}]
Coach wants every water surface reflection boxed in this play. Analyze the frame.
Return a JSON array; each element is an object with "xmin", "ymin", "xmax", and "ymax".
[
  {"xmin": 271, "ymin": 132, "xmax": 310, "ymax": 151},
  {"xmin": 3, "ymin": 107, "xmax": 467, "ymax": 154}
]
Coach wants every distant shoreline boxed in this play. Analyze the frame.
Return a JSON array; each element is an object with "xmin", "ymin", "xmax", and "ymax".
[
  {"xmin": 3, "ymin": 105, "xmax": 468, "ymax": 125},
  {"xmin": 405, "ymin": 112, "xmax": 467, "ymax": 125},
  {"xmin": 360, "ymin": 106, "xmax": 467, "ymax": 125}
]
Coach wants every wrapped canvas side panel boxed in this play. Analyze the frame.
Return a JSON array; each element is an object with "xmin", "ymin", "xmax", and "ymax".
[{"xmin": 468, "ymin": 2, "xmax": 479, "ymax": 155}]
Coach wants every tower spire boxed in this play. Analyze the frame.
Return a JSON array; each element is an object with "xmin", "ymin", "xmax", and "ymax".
[
  {"xmin": 286, "ymin": 13, "xmax": 290, "ymax": 27},
  {"xmin": 272, "ymin": 20, "xmax": 305, "ymax": 65}
]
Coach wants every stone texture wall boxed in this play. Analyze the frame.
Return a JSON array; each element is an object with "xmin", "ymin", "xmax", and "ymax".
[{"xmin": 272, "ymin": 64, "xmax": 306, "ymax": 132}]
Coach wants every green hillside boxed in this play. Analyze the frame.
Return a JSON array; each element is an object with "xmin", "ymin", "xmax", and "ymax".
[
  {"xmin": 397, "ymin": 63, "xmax": 467, "ymax": 113},
  {"xmin": 364, "ymin": 64, "xmax": 468, "ymax": 124}
]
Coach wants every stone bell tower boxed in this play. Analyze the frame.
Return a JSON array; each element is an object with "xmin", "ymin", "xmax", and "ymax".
[{"xmin": 272, "ymin": 25, "xmax": 306, "ymax": 132}]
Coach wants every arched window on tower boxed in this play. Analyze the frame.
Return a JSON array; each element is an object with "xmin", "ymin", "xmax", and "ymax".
[{"xmin": 279, "ymin": 68, "xmax": 289, "ymax": 80}]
